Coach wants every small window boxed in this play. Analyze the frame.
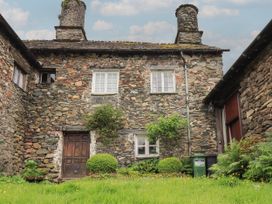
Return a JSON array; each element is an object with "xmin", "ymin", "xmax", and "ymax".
[
  {"xmin": 92, "ymin": 71, "xmax": 119, "ymax": 94},
  {"xmin": 40, "ymin": 72, "xmax": 56, "ymax": 84},
  {"xmin": 13, "ymin": 64, "xmax": 27, "ymax": 90},
  {"xmin": 135, "ymin": 135, "xmax": 159, "ymax": 158},
  {"xmin": 151, "ymin": 71, "xmax": 175, "ymax": 93}
]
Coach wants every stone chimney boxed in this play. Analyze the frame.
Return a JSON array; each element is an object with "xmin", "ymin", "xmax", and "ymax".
[
  {"xmin": 55, "ymin": 0, "xmax": 87, "ymax": 41},
  {"xmin": 175, "ymin": 4, "xmax": 203, "ymax": 44}
]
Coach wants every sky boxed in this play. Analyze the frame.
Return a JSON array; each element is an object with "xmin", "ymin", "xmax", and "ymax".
[{"xmin": 0, "ymin": 0, "xmax": 271, "ymax": 72}]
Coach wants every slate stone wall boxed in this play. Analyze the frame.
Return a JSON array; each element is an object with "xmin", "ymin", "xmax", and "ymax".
[
  {"xmin": 239, "ymin": 42, "xmax": 272, "ymax": 136},
  {"xmin": 175, "ymin": 4, "xmax": 202, "ymax": 44},
  {"xmin": 0, "ymin": 32, "xmax": 38, "ymax": 175},
  {"xmin": 25, "ymin": 52, "xmax": 222, "ymax": 179}
]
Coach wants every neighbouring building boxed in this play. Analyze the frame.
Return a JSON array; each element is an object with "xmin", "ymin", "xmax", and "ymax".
[
  {"xmin": 0, "ymin": 1, "xmax": 228, "ymax": 180},
  {"xmin": 0, "ymin": 15, "xmax": 42, "ymax": 173},
  {"xmin": 204, "ymin": 20, "xmax": 272, "ymax": 153}
]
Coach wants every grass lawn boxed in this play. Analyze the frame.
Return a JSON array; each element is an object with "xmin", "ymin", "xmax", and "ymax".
[{"xmin": 0, "ymin": 177, "xmax": 271, "ymax": 204}]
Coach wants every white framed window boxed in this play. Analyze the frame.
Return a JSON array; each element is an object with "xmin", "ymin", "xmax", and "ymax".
[
  {"xmin": 92, "ymin": 71, "xmax": 119, "ymax": 94},
  {"xmin": 151, "ymin": 71, "xmax": 176, "ymax": 93},
  {"xmin": 135, "ymin": 135, "xmax": 159, "ymax": 158},
  {"xmin": 13, "ymin": 64, "xmax": 27, "ymax": 90}
]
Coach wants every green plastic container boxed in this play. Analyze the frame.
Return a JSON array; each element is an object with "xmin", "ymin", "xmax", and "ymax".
[{"xmin": 193, "ymin": 154, "xmax": 206, "ymax": 177}]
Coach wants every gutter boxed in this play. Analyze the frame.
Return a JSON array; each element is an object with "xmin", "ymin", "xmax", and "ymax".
[{"xmin": 180, "ymin": 52, "xmax": 192, "ymax": 156}]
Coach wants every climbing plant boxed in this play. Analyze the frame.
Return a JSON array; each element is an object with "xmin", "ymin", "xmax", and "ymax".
[
  {"xmin": 62, "ymin": 0, "xmax": 81, "ymax": 8},
  {"xmin": 146, "ymin": 113, "xmax": 187, "ymax": 142},
  {"xmin": 85, "ymin": 105, "xmax": 124, "ymax": 143}
]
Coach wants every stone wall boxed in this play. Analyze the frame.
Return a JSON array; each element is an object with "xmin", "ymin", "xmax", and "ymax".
[
  {"xmin": 25, "ymin": 51, "xmax": 222, "ymax": 179},
  {"xmin": 0, "ymin": 32, "xmax": 38, "ymax": 175},
  {"xmin": 175, "ymin": 4, "xmax": 202, "ymax": 44},
  {"xmin": 239, "ymin": 41, "xmax": 272, "ymax": 136}
]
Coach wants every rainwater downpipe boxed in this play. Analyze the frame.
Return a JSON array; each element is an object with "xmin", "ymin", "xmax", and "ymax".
[{"xmin": 180, "ymin": 51, "xmax": 192, "ymax": 156}]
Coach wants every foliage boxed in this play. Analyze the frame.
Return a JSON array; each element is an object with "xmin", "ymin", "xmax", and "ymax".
[
  {"xmin": 62, "ymin": 0, "xmax": 80, "ymax": 8},
  {"xmin": 158, "ymin": 157, "xmax": 182, "ymax": 173},
  {"xmin": 0, "ymin": 176, "xmax": 26, "ymax": 184},
  {"xmin": 180, "ymin": 157, "xmax": 193, "ymax": 176},
  {"xmin": 85, "ymin": 105, "xmax": 124, "ymax": 143},
  {"xmin": 245, "ymin": 132, "xmax": 272, "ymax": 182},
  {"xmin": 22, "ymin": 160, "xmax": 45, "ymax": 182},
  {"xmin": 211, "ymin": 134, "xmax": 269, "ymax": 181},
  {"xmin": 86, "ymin": 154, "xmax": 118, "ymax": 174},
  {"xmin": 146, "ymin": 114, "xmax": 187, "ymax": 142},
  {"xmin": 130, "ymin": 159, "xmax": 159, "ymax": 174},
  {"xmin": 210, "ymin": 141, "xmax": 250, "ymax": 179},
  {"xmin": 117, "ymin": 168, "xmax": 140, "ymax": 177}
]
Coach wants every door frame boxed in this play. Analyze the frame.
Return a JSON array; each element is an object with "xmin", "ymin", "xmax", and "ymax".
[{"xmin": 61, "ymin": 131, "xmax": 91, "ymax": 179}]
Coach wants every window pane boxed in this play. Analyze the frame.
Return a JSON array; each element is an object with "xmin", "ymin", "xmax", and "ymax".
[
  {"xmin": 41, "ymin": 73, "xmax": 48, "ymax": 83},
  {"xmin": 149, "ymin": 140, "xmax": 157, "ymax": 145},
  {"xmin": 149, "ymin": 146, "xmax": 158, "ymax": 155},
  {"xmin": 137, "ymin": 136, "xmax": 145, "ymax": 146},
  {"xmin": 164, "ymin": 72, "xmax": 174, "ymax": 92},
  {"xmin": 152, "ymin": 71, "xmax": 162, "ymax": 93},
  {"xmin": 138, "ymin": 147, "xmax": 145, "ymax": 155},
  {"xmin": 13, "ymin": 67, "xmax": 19, "ymax": 84},
  {"xmin": 18, "ymin": 72, "xmax": 24, "ymax": 88},
  {"xmin": 50, "ymin": 73, "xmax": 56, "ymax": 83},
  {"xmin": 107, "ymin": 72, "xmax": 118, "ymax": 93},
  {"xmin": 94, "ymin": 72, "xmax": 106, "ymax": 93},
  {"xmin": 93, "ymin": 72, "xmax": 118, "ymax": 93}
]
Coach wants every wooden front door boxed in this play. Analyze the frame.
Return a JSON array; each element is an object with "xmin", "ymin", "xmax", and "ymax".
[
  {"xmin": 224, "ymin": 93, "xmax": 242, "ymax": 142},
  {"xmin": 62, "ymin": 132, "xmax": 90, "ymax": 178}
]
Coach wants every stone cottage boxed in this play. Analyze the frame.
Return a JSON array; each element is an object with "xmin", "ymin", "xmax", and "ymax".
[
  {"xmin": 204, "ymin": 20, "xmax": 272, "ymax": 153},
  {"xmin": 0, "ymin": 0, "xmax": 227, "ymax": 180}
]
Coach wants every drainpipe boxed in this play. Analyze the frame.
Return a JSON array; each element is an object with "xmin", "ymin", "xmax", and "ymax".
[{"xmin": 180, "ymin": 52, "xmax": 192, "ymax": 156}]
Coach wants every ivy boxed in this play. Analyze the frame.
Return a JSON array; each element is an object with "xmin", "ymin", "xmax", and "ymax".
[
  {"xmin": 146, "ymin": 114, "xmax": 187, "ymax": 142},
  {"xmin": 62, "ymin": 0, "xmax": 81, "ymax": 8},
  {"xmin": 85, "ymin": 105, "xmax": 124, "ymax": 143}
]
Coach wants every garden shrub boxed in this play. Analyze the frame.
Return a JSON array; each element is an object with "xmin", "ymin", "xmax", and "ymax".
[
  {"xmin": 245, "ymin": 132, "xmax": 272, "ymax": 182},
  {"xmin": 146, "ymin": 114, "xmax": 187, "ymax": 142},
  {"xmin": 130, "ymin": 159, "xmax": 159, "ymax": 174},
  {"xmin": 180, "ymin": 157, "xmax": 193, "ymax": 176},
  {"xmin": 22, "ymin": 160, "xmax": 44, "ymax": 182},
  {"xmin": 210, "ymin": 141, "xmax": 250, "ymax": 179},
  {"xmin": 117, "ymin": 168, "xmax": 140, "ymax": 177},
  {"xmin": 158, "ymin": 157, "xmax": 182, "ymax": 173},
  {"xmin": 86, "ymin": 154, "xmax": 118, "ymax": 174},
  {"xmin": 85, "ymin": 105, "xmax": 124, "ymax": 143}
]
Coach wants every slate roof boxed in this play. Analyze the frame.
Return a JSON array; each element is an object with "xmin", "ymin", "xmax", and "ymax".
[
  {"xmin": 24, "ymin": 40, "xmax": 227, "ymax": 54},
  {"xmin": 204, "ymin": 20, "xmax": 272, "ymax": 106}
]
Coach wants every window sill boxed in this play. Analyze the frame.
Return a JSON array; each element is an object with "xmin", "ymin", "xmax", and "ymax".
[
  {"xmin": 150, "ymin": 92, "xmax": 178, "ymax": 95},
  {"xmin": 136, "ymin": 155, "xmax": 159, "ymax": 159},
  {"xmin": 91, "ymin": 93, "xmax": 118, "ymax": 96}
]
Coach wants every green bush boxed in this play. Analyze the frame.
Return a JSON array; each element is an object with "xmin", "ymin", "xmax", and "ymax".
[
  {"xmin": 180, "ymin": 157, "xmax": 193, "ymax": 176},
  {"xmin": 22, "ymin": 160, "xmax": 44, "ymax": 182},
  {"xmin": 85, "ymin": 105, "xmax": 124, "ymax": 143},
  {"xmin": 245, "ymin": 132, "xmax": 272, "ymax": 182},
  {"xmin": 117, "ymin": 168, "xmax": 140, "ymax": 177},
  {"xmin": 130, "ymin": 159, "xmax": 159, "ymax": 174},
  {"xmin": 146, "ymin": 114, "xmax": 187, "ymax": 142},
  {"xmin": 86, "ymin": 154, "xmax": 118, "ymax": 174},
  {"xmin": 158, "ymin": 157, "xmax": 182, "ymax": 173},
  {"xmin": 210, "ymin": 141, "xmax": 250, "ymax": 179}
]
